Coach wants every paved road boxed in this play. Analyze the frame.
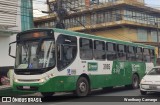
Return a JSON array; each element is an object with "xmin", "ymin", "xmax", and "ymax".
[
  {"xmin": 26, "ymin": 86, "xmax": 160, "ymax": 97},
  {"xmin": 1, "ymin": 86, "xmax": 160, "ymax": 105}
]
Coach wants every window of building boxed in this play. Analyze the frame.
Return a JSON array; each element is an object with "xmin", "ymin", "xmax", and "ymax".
[
  {"xmin": 64, "ymin": 19, "xmax": 70, "ymax": 28},
  {"xmin": 97, "ymin": 12, "xmax": 104, "ymax": 23},
  {"xmin": 94, "ymin": 40, "xmax": 105, "ymax": 60},
  {"xmin": 132, "ymin": 11, "xmax": 136, "ymax": 22},
  {"xmin": 74, "ymin": 17, "xmax": 80, "ymax": 27},
  {"xmin": 49, "ymin": 21, "xmax": 55, "ymax": 27},
  {"xmin": 117, "ymin": 44, "xmax": 126, "ymax": 61},
  {"xmin": 72, "ymin": 18, "xmax": 76, "ymax": 27},
  {"xmin": 108, "ymin": 11, "xmax": 112, "ymax": 22},
  {"xmin": 127, "ymin": 46, "xmax": 136, "ymax": 61},
  {"xmin": 123, "ymin": 9, "xmax": 158, "ymax": 26},
  {"xmin": 45, "ymin": 22, "xmax": 49, "ymax": 27},
  {"xmin": 151, "ymin": 30, "xmax": 158, "ymax": 42},
  {"xmin": 106, "ymin": 42, "xmax": 117, "ymax": 60},
  {"xmin": 124, "ymin": 10, "xmax": 132, "ymax": 21},
  {"xmin": 136, "ymin": 47, "xmax": 143, "ymax": 62},
  {"xmin": 56, "ymin": 35, "xmax": 77, "ymax": 70},
  {"xmin": 69, "ymin": 18, "xmax": 73, "ymax": 28},
  {"xmin": 91, "ymin": 13, "xmax": 97, "ymax": 25},
  {"xmin": 150, "ymin": 16, "xmax": 155, "ymax": 25},
  {"xmin": 157, "ymin": 18, "xmax": 160, "ymax": 27},
  {"xmin": 105, "ymin": 11, "xmax": 109, "ymax": 22},
  {"xmin": 115, "ymin": 10, "xmax": 122, "ymax": 21},
  {"xmin": 112, "ymin": 10, "xmax": 116, "ymax": 21},
  {"xmin": 81, "ymin": 15, "xmax": 86, "ymax": 26},
  {"xmin": 80, "ymin": 38, "xmax": 93, "ymax": 60},
  {"xmin": 141, "ymin": 13, "xmax": 146, "ymax": 24},
  {"xmin": 137, "ymin": 28, "xmax": 148, "ymax": 41}
]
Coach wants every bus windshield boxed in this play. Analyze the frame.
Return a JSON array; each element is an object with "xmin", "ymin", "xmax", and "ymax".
[{"xmin": 15, "ymin": 39, "xmax": 55, "ymax": 69}]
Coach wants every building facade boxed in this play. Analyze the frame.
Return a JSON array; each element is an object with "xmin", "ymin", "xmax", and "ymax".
[
  {"xmin": 34, "ymin": 0, "xmax": 160, "ymax": 56},
  {"xmin": 0, "ymin": 0, "xmax": 33, "ymax": 70}
]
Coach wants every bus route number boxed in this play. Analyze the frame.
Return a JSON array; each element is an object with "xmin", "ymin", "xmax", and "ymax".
[{"xmin": 103, "ymin": 64, "xmax": 110, "ymax": 70}]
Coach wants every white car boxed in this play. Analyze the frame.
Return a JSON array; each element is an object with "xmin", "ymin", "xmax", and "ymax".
[{"xmin": 140, "ymin": 66, "xmax": 160, "ymax": 95}]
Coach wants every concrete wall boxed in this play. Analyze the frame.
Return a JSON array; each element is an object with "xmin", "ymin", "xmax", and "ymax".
[
  {"xmin": 0, "ymin": 35, "xmax": 16, "ymax": 67},
  {"xmin": 0, "ymin": 0, "xmax": 21, "ymax": 67},
  {"xmin": 90, "ymin": 27, "xmax": 157, "ymax": 43},
  {"xmin": 91, "ymin": 27, "xmax": 138, "ymax": 42}
]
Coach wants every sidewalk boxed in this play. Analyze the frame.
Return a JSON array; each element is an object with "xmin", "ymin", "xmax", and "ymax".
[
  {"xmin": 0, "ymin": 85, "xmax": 12, "ymax": 96},
  {"xmin": 0, "ymin": 85, "xmax": 11, "ymax": 90}
]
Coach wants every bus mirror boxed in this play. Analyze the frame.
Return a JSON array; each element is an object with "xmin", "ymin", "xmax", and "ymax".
[{"xmin": 9, "ymin": 41, "xmax": 16, "ymax": 58}]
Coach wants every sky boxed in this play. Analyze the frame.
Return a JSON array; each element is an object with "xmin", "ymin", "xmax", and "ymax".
[
  {"xmin": 145, "ymin": 0, "xmax": 160, "ymax": 8},
  {"xmin": 33, "ymin": 0, "xmax": 47, "ymax": 17},
  {"xmin": 33, "ymin": 0, "xmax": 160, "ymax": 17}
]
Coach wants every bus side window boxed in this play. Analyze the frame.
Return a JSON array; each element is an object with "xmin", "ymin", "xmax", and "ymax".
[
  {"xmin": 56, "ymin": 34, "xmax": 77, "ymax": 71},
  {"xmin": 117, "ymin": 44, "xmax": 126, "ymax": 61},
  {"xmin": 94, "ymin": 40, "xmax": 105, "ymax": 60},
  {"xmin": 136, "ymin": 47, "xmax": 143, "ymax": 62},
  {"xmin": 150, "ymin": 49, "xmax": 155, "ymax": 63},
  {"xmin": 143, "ymin": 48, "xmax": 151, "ymax": 62},
  {"xmin": 127, "ymin": 46, "xmax": 136, "ymax": 61},
  {"xmin": 80, "ymin": 38, "xmax": 93, "ymax": 60},
  {"xmin": 106, "ymin": 42, "xmax": 117, "ymax": 60}
]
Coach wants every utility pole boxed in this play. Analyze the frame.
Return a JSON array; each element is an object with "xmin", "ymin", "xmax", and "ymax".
[
  {"xmin": 157, "ymin": 23, "xmax": 160, "ymax": 58},
  {"xmin": 46, "ymin": 0, "xmax": 67, "ymax": 29}
]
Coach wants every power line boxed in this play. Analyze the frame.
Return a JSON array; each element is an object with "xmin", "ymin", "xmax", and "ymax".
[{"xmin": 39, "ymin": 5, "xmax": 139, "ymax": 41}]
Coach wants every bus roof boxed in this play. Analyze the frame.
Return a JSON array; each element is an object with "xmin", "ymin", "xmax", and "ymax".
[
  {"xmin": 26, "ymin": 28, "xmax": 155, "ymax": 49},
  {"xmin": 53, "ymin": 28, "xmax": 154, "ymax": 49}
]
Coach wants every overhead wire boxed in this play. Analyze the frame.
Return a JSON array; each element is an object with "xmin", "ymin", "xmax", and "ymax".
[
  {"xmin": 56, "ymin": 0, "xmax": 159, "ymax": 41},
  {"xmin": 45, "ymin": 2, "xmax": 138, "ymax": 41}
]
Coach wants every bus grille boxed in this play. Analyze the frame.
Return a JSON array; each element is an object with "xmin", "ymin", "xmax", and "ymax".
[
  {"xmin": 17, "ymin": 79, "xmax": 40, "ymax": 82},
  {"xmin": 17, "ymin": 86, "xmax": 38, "ymax": 91}
]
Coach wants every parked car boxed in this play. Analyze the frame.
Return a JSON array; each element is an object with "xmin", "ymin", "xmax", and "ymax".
[{"xmin": 140, "ymin": 66, "xmax": 160, "ymax": 95}]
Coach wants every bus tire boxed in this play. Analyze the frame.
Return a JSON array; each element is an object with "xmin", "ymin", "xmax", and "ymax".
[
  {"xmin": 132, "ymin": 74, "xmax": 139, "ymax": 89},
  {"xmin": 41, "ymin": 92, "xmax": 55, "ymax": 97},
  {"xmin": 125, "ymin": 74, "xmax": 139, "ymax": 89},
  {"xmin": 75, "ymin": 77, "xmax": 89, "ymax": 96}
]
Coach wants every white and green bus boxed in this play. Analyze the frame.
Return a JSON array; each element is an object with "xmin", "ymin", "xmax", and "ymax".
[{"xmin": 9, "ymin": 28, "xmax": 156, "ymax": 96}]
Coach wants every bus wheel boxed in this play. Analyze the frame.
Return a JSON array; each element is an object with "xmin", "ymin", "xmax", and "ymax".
[
  {"xmin": 41, "ymin": 92, "xmax": 55, "ymax": 97},
  {"xmin": 131, "ymin": 74, "xmax": 139, "ymax": 89},
  {"xmin": 125, "ymin": 74, "xmax": 139, "ymax": 89},
  {"xmin": 75, "ymin": 77, "xmax": 89, "ymax": 96}
]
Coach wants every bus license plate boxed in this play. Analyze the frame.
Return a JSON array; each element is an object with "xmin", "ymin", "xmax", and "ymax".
[
  {"xmin": 23, "ymin": 86, "xmax": 30, "ymax": 89},
  {"xmin": 149, "ymin": 85, "xmax": 157, "ymax": 90}
]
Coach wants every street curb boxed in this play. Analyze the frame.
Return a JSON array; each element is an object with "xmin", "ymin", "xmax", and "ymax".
[
  {"xmin": 0, "ymin": 86, "xmax": 35, "ymax": 96},
  {"xmin": 0, "ymin": 86, "xmax": 11, "ymax": 91}
]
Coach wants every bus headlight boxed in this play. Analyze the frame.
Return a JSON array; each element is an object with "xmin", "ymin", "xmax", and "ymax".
[
  {"xmin": 14, "ymin": 78, "xmax": 18, "ymax": 82},
  {"xmin": 39, "ymin": 78, "xmax": 45, "ymax": 83}
]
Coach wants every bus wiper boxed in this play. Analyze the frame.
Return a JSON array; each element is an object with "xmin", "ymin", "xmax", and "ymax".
[{"xmin": 45, "ymin": 42, "xmax": 53, "ymax": 67}]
